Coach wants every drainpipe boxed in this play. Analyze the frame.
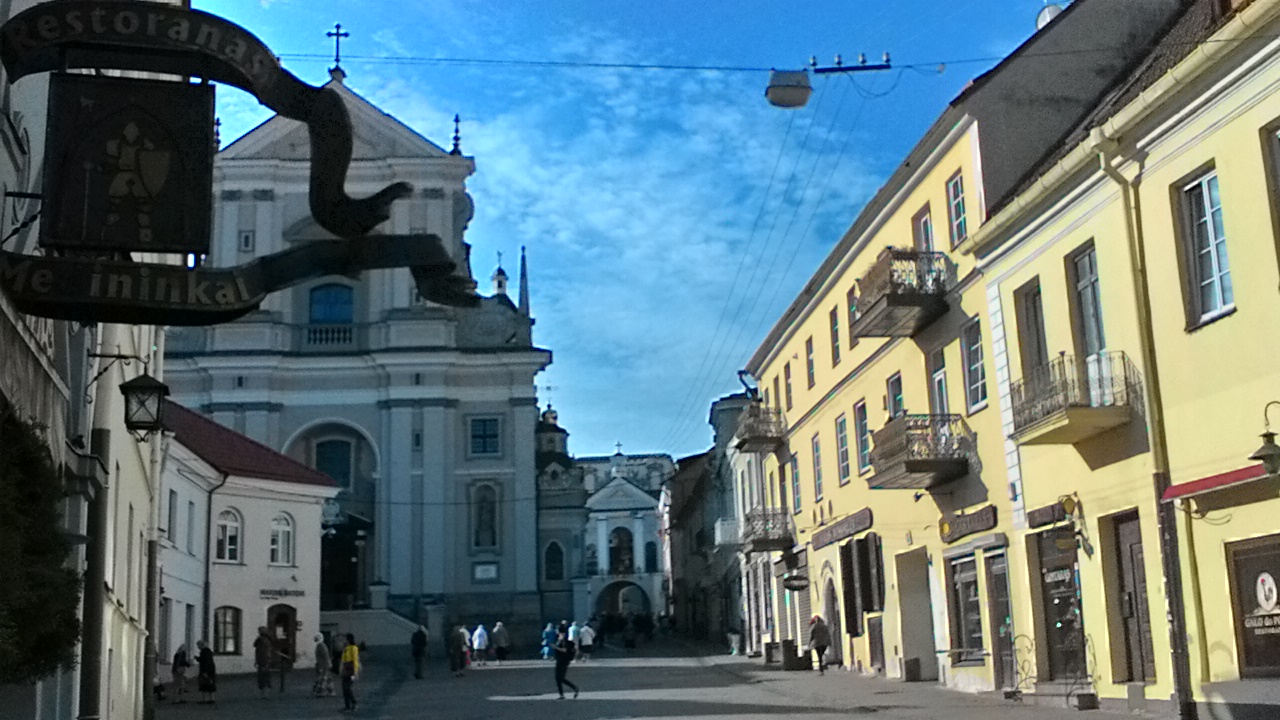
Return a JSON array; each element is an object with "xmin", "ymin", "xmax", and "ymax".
[
  {"xmin": 77, "ymin": 429, "xmax": 112, "ymax": 720},
  {"xmin": 202, "ymin": 472, "xmax": 229, "ymax": 642},
  {"xmin": 142, "ymin": 330, "xmax": 167, "ymax": 720},
  {"xmin": 1094, "ymin": 128, "xmax": 1199, "ymax": 720}
]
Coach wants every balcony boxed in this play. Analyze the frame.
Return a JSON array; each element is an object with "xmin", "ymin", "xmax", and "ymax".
[
  {"xmin": 303, "ymin": 323, "xmax": 358, "ymax": 349},
  {"xmin": 736, "ymin": 402, "xmax": 786, "ymax": 452},
  {"xmin": 741, "ymin": 507, "xmax": 795, "ymax": 553},
  {"xmin": 1010, "ymin": 351, "xmax": 1137, "ymax": 445},
  {"xmin": 714, "ymin": 517, "xmax": 741, "ymax": 547},
  {"xmin": 850, "ymin": 247, "xmax": 957, "ymax": 338},
  {"xmin": 868, "ymin": 414, "xmax": 975, "ymax": 490}
]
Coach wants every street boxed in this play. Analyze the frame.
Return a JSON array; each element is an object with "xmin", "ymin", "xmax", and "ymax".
[{"xmin": 156, "ymin": 640, "xmax": 1124, "ymax": 720}]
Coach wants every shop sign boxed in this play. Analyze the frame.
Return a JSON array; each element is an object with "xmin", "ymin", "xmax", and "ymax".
[
  {"xmin": 812, "ymin": 507, "xmax": 873, "ymax": 550},
  {"xmin": 260, "ymin": 588, "xmax": 305, "ymax": 600},
  {"xmin": 939, "ymin": 505, "xmax": 998, "ymax": 544},
  {"xmin": 782, "ymin": 574, "xmax": 810, "ymax": 592},
  {"xmin": 1230, "ymin": 536, "xmax": 1280, "ymax": 676},
  {"xmin": 1028, "ymin": 502, "xmax": 1068, "ymax": 528},
  {"xmin": 0, "ymin": 2, "xmax": 477, "ymax": 325}
]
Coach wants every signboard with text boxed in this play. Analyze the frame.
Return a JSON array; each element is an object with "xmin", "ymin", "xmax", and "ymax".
[{"xmin": 1230, "ymin": 535, "xmax": 1280, "ymax": 677}]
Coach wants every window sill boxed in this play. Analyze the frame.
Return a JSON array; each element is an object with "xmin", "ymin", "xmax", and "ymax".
[
  {"xmin": 966, "ymin": 400, "xmax": 988, "ymax": 417},
  {"xmin": 267, "ymin": 563, "xmax": 297, "ymax": 569},
  {"xmin": 1186, "ymin": 305, "xmax": 1236, "ymax": 333},
  {"xmin": 950, "ymin": 657, "xmax": 986, "ymax": 668},
  {"xmin": 212, "ymin": 559, "xmax": 242, "ymax": 565},
  {"xmin": 858, "ymin": 465, "xmax": 872, "ymax": 477}
]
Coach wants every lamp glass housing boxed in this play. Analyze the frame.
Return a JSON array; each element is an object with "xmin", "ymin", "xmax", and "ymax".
[
  {"xmin": 766, "ymin": 70, "xmax": 813, "ymax": 108},
  {"xmin": 119, "ymin": 373, "xmax": 169, "ymax": 434},
  {"xmin": 1249, "ymin": 431, "xmax": 1280, "ymax": 476}
]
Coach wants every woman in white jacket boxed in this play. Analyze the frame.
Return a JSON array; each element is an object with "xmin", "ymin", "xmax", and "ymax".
[{"xmin": 471, "ymin": 624, "xmax": 490, "ymax": 666}]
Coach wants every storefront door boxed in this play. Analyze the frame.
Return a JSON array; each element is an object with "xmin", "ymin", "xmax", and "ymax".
[
  {"xmin": 1115, "ymin": 514, "xmax": 1156, "ymax": 682},
  {"xmin": 1038, "ymin": 528, "xmax": 1086, "ymax": 681},
  {"xmin": 986, "ymin": 553, "xmax": 1015, "ymax": 689}
]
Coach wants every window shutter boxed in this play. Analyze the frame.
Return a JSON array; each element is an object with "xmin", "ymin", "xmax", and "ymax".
[
  {"xmin": 856, "ymin": 536, "xmax": 874, "ymax": 611},
  {"xmin": 867, "ymin": 532, "xmax": 885, "ymax": 613},
  {"xmin": 840, "ymin": 540, "xmax": 864, "ymax": 636}
]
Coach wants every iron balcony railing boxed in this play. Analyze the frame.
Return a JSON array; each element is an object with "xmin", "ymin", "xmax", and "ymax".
[
  {"xmin": 741, "ymin": 507, "xmax": 794, "ymax": 552},
  {"xmin": 870, "ymin": 414, "xmax": 975, "ymax": 472},
  {"xmin": 854, "ymin": 248, "xmax": 957, "ymax": 316},
  {"xmin": 736, "ymin": 402, "xmax": 786, "ymax": 451},
  {"xmin": 1009, "ymin": 351, "xmax": 1137, "ymax": 436}
]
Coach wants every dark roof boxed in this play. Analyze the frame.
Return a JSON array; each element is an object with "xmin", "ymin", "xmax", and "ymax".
[
  {"xmin": 162, "ymin": 401, "xmax": 337, "ymax": 488},
  {"xmin": 536, "ymin": 421, "xmax": 569, "ymax": 436},
  {"xmin": 992, "ymin": 0, "xmax": 1231, "ymax": 213},
  {"xmin": 536, "ymin": 450, "xmax": 574, "ymax": 472}
]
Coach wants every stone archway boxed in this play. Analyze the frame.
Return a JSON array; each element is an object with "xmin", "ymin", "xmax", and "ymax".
[{"xmin": 596, "ymin": 580, "xmax": 651, "ymax": 616}]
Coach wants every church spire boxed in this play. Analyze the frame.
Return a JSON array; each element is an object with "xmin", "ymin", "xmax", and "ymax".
[{"xmin": 518, "ymin": 246, "xmax": 530, "ymax": 315}]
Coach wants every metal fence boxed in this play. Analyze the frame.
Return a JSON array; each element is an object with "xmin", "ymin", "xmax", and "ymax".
[
  {"xmin": 870, "ymin": 414, "xmax": 975, "ymax": 467},
  {"xmin": 1010, "ymin": 351, "xmax": 1136, "ymax": 434},
  {"xmin": 855, "ymin": 248, "xmax": 957, "ymax": 314},
  {"xmin": 737, "ymin": 403, "xmax": 785, "ymax": 444},
  {"xmin": 741, "ymin": 507, "xmax": 794, "ymax": 546}
]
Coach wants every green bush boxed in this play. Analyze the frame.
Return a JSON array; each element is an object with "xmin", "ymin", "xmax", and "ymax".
[{"xmin": 0, "ymin": 402, "xmax": 83, "ymax": 684}]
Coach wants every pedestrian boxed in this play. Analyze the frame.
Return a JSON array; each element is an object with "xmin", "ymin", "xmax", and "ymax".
[
  {"xmin": 491, "ymin": 621, "xmax": 510, "ymax": 663},
  {"xmin": 448, "ymin": 625, "xmax": 466, "ymax": 676},
  {"xmin": 171, "ymin": 643, "xmax": 190, "ymax": 703},
  {"xmin": 313, "ymin": 633, "xmax": 334, "ymax": 698},
  {"xmin": 540, "ymin": 623, "xmax": 556, "ymax": 660},
  {"xmin": 195, "ymin": 640, "xmax": 217, "ymax": 705},
  {"xmin": 411, "ymin": 625, "xmax": 428, "ymax": 679},
  {"xmin": 567, "ymin": 620, "xmax": 580, "ymax": 648},
  {"xmin": 577, "ymin": 622, "xmax": 596, "ymax": 661},
  {"xmin": 809, "ymin": 614, "xmax": 831, "ymax": 675},
  {"xmin": 471, "ymin": 624, "xmax": 490, "ymax": 666},
  {"xmin": 340, "ymin": 633, "xmax": 360, "ymax": 712},
  {"xmin": 552, "ymin": 622, "xmax": 579, "ymax": 699},
  {"xmin": 253, "ymin": 626, "xmax": 274, "ymax": 697}
]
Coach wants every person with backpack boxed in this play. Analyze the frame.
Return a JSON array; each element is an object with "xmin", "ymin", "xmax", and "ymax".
[{"xmin": 552, "ymin": 621, "xmax": 579, "ymax": 699}]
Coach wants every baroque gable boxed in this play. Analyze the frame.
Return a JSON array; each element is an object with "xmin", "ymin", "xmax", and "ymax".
[{"xmin": 586, "ymin": 477, "xmax": 659, "ymax": 512}]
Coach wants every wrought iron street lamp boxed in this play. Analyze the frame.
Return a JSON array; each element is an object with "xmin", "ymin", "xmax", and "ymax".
[
  {"xmin": 1249, "ymin": 401, "xmax": 1280, "ymax": 475},
  {"xmin": 119, "ymin": 373, "xmax": 169, "ymax": 441}
]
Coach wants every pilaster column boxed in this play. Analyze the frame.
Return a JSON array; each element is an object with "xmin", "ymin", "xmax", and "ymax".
[{"xmin": 596, "ymin": 518, "xmax": 608, "ymax": 574}]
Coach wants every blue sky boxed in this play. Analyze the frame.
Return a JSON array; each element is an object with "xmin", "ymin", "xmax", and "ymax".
[{"xmin": 195, "ymin": 0, "xmax": 1048, "ymax": 458}]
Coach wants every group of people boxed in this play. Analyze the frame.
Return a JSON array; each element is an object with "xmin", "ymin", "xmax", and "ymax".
[
  {"xmin": 445, "ymin": 621, "xmax": 511, "ymax": 675},
  {"xmin": 310, "ymin": 632, "xmax": 363, "ymax": 712},
  {"xmin": 540, "ymin": 620, "xmax": 595, "ymax": 661},
  {"xmin": 166, "ymin": 641, "xmax": 218, "ymax": 704}
]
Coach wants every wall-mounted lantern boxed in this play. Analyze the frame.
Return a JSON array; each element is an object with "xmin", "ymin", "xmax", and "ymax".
[{"xmin": 119, "ymin": 373, "xmax": 169, "ymax": 441}]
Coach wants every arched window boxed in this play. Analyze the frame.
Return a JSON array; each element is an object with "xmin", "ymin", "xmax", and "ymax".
[
  {"xmin": 544, "ymin": 542, "xmax": 565, "ymax": 581},
  {"xmin": 213, "ymin": 606, "xmax": 242, "ymax": 654},
  {"xmin": 473, "ymin": 485, "xmax": 497, "ymax": 548},
  {"xmin": 609, "ymin": 527, "xmax": 634, "ymax": 575},
  {"xmin": 215, "ymin": 509, "xmax": 241, "ymax": 562},
  {"xmin": 309, "ymin": 284, "xmax": 354, "ymax": 324},
  {"xmin": 314, "ymin": 439, "xmax": 353, "ymax": 488},
  {"xmin": 269, "ymin": 513, "xmax": 294, "ymax": 565},
  {"xmin": 645, "ymin": 541, "xmax": 658, "ymax": 573}
]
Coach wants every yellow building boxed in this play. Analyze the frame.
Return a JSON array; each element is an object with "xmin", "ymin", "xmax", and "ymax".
[
  {"xmin": 964, "ymin": 0, "xmax": 1280, "ymax": 716},
  {"xmin": 735, "ymin": 0, "xmax": 1189, "ymax": 699}
]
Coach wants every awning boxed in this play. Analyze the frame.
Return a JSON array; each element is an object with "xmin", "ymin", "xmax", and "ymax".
[{"xmin": 1162, "ymin": 464, "xmax": 1269, "ymax": 501}]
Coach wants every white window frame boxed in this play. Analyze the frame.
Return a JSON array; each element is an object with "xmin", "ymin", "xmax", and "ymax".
[
  {"xmin": 790, "ymin": 456, "xmax": 801, "ymax": 514},
  {"xmin": 914, "ymin": 204, "xmax": 934, "ymax": 252},
  {"xmin": 186, "ymin": 500, "xmax": 195, "ymax": 554},
  {"xmin": 887, "ymin": 372, "xmax": 905, "ymax": 418},
  {"xmin": 962, "ymin": 320, "xmax": 988, "ymax": 411},
  {"xmin": 835, "ymin": 415, "xmax": 851, "ymax": 485},
  {"xmin": 1182, "ymin": 171, "xmax": 1234, "ymax": 322},
  {"xmin": 854, "ymin": 400, "xmax": 872, "ymax": 473},
  {"xmin": 215, "ymin": 509, "xmax": 241, "ymax": 563},
  {"xmin": 269, "ymin": 513, "xmax": 294, "ymax": 566},
  {"xmin": 829, "ymin": 306, "xmax": 841, "ymax": 366},
  {"xmin": 811, "ymin": 433, "xmax": 823, "ymax": 501},
  {"xmin": 947, "ymin": 171, "xmax": 968, "ymax": 247},
  {"xmin": 805, "ymin": 336, "xmax": 816, "ymax": 388}
]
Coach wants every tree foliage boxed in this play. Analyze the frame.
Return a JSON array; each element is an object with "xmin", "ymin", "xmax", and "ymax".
[{"xmin": 0, "ymin": 402, "xmax": 82, "ymax": 684}]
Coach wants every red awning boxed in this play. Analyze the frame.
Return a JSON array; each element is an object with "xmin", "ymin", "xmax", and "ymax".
[{"xmin": 1162, "ymin": 464, "xmax": 1269, "ymax": 502}]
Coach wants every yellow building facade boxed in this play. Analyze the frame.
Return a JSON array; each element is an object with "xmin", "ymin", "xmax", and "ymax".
[
  {"xmin": 964, "ymin": 0, "xmax": 1280, "ymax": 716},
  {"xmin": 731, "ymin": 1, "xmax": 1280, "ymax": 715}
]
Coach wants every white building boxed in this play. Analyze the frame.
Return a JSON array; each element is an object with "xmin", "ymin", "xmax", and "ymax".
[
  {"xmin": 164, "ymin": 67, "xmax": 552, "ymax": 632},
  {"xmin": 159, "ymin": 401, "xmax": 339, "ymax": 675}
]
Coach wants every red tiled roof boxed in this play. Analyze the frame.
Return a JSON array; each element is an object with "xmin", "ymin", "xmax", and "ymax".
[{"xmin": 162, "ymin": 401, "xmax": 336, "ymax": 488}]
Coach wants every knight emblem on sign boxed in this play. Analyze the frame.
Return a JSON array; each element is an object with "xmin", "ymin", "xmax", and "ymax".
[{"xmin": 104, "ymin": 121, "xmax": 171, "ymax": 245}]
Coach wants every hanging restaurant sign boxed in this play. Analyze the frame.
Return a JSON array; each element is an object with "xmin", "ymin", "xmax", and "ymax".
[
  {"xmin": 0, "ymin": 1, "xmax": 478, "ymax": 325},
  {"xmin": 939, "ymin": 504, "xmax": 998, "ymax": 544}
]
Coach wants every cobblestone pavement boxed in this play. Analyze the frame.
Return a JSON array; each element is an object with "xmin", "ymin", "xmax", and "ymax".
[{"xmin": 154, "ymin": 640, "xmax": 1137, "ymax": 720}]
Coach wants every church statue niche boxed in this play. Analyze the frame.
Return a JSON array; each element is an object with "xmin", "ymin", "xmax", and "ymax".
[
  {"xmin": 609, "ymin": 527, "xmax": 634, "ymax": 575},
  {"xmin": 473, "ymin": 485, "xmax": 497, "ymax": 548}
]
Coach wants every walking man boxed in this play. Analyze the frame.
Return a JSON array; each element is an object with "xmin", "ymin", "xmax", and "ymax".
[
  {"xmin": 809, "ymin": 615, "xmax": 832, "ymax": 675},
  {"xmin": 253, "ymin": 627, "xmax": 274, "ymax": 697},
  {"xmin": 553, "ymin": 622, "xmax": 579, "ymax": 699},
  {"xmin": 313, "ymin": 634, "xmax": 334, "ymax": 697},
  {"xmin": 491, "ymin": 622, "xmax": 510, "ymax": 663},
  {"xmin": 448, "ymin": 624, "xmax": 466, "ymax": 677},
  {"xmin": 411, "ymin": 625, "xmax": 428, "ymax": 679},
  {"xmin": 577, "ymin": 622, "xmax": 596, "ymax": 661},
  {"xmin": 340, "ymin": 633, "xmax": 360, "ymax": 712}
]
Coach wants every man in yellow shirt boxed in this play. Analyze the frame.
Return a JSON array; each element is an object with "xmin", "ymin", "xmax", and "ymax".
[{"xmin": 340, "ymin": 634, "xmax": 360, "ymax": 713}]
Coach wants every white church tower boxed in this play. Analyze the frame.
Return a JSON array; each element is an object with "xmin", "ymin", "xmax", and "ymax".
[{"xmin": 165, "ymin": 67, "xmax": 552, "ymax": 631}]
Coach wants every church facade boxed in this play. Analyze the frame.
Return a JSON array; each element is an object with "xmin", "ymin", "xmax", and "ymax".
[{"xmin": 165, "ymin": 68, "xmax": 552, "ymax": 629}]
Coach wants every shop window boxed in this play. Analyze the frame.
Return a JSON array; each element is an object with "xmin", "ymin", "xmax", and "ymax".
[
  {"xmin": 947, "ymin": 555, "xmax": 984, "ymax": 663},
  {"xmin": 1228, "ymin": 533, "xmax": 1280, "ymax": 678}
]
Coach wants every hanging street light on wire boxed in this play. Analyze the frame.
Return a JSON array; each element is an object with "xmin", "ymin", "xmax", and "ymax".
[{"xmin": 766, "ymin": 53, "xmax": 892, "ymax": 109}]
